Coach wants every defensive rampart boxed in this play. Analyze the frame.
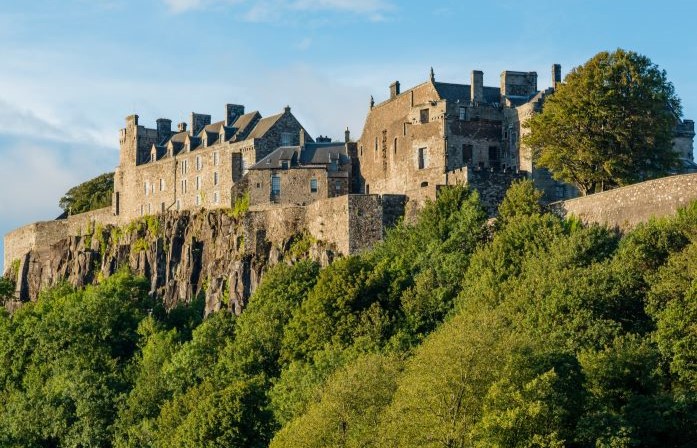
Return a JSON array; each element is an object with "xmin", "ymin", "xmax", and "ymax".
[{"xmin": 550, "ymin": 173, "xmax": 697, "ymax": 230}]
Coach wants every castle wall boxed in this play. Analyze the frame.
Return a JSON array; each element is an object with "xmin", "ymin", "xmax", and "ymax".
[
  {"xmin": 550, "ymin": 173, "xmax": 697, "ymax": 230},
  {"xmin": 247, "ymin": 167, "xmax": 349, "ymax": 207},
  {"xmin": 3, "ymin": 207, "xmax": 120, "ymax": 276}
]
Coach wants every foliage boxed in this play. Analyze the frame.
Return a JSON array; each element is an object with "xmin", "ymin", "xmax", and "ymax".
[
  {"xmin": 3, "ymin": 183, "xmax": 697, "ymax": 447},
  {"xmin": 524, "ymin": 49, "xmax": 681, "ymax": 195},
  {"xmin": 59, "ymin": 172, "xmax": 114, "ymax": 214},
  {"xmin": 228, "ymin": 191, "xmax": 250, "ymax": 220}
]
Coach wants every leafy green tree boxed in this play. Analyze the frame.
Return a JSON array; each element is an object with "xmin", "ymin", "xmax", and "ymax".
[
  {"xmin": 270, "ymin": 353, "xmax": 401, "ymax": 448},
  {"xmin": 496, "ymin": 179, "xmax": 543, "ymax": 229},
  {"xmin": 524, "ymin": 49, "xmax": 681, "ymax": 195},
  {"xmin": 59, "ymin": 171, "xmax": 114, "ymax": 214},
  {"xmin": 0, "ymin": 277, "xmax": 14, "ymax": 304}
]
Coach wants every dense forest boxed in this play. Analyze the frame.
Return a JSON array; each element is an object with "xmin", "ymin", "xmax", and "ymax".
[{"xmin": 0, "ymin": 181, "xmax": 695, "ymax": 447}]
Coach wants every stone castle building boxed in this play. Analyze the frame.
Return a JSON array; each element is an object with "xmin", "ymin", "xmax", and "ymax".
[{"xmin": 4, "ymin": 64, "xmax": 695, "ymax": 275}]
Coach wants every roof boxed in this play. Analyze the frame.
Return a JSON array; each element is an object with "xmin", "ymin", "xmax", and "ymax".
[
  {"xmin": 250, "ymin": 142, "xmax": 349, "ymax": 170},
  {"xmin": 247, "ymin": 113, "xmax": 284, "ymax": 140},
  {"xmin": 230, "ymin": 111, "xmax": 261, "ymax": 140},
  {"xmin": 433, "ymin": 82, "xmax": 502, "ymax": 104},
  {"xmin": 203, "ymin": 120, "xmax": 225, "ymax": 133}
]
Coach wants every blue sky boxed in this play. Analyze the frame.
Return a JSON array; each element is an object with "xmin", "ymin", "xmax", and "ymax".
[{"xmin": 1, "ymin": 0, "xmax": 696, "ymax": 271}]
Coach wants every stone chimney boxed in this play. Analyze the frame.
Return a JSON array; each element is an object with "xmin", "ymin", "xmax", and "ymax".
[
  {"xmin": 471, "ymin": 70, "xmax": 484, "ymax": 104},
  {"xmin": 156, "ymin": 118, "xmax": 172, "ymax": 140},
  {"xmin": 390, "ymin": 81, "xmax": 400, "ymax": 99},
  {"xmin": 552, "ymin": 64, "xmax": 562, "ymax": 89},
  {"xmin": 284, "ymin": 105, "xmax": 291, "ymax": 114},
  {"xmin": 190, "ymin": 112, "xmax": 211, "ymax": 136},
  {"xmin": 178, "ymin": 122, "xmax": 187, "ymax": 133},
  {"xmin": 345, "ymin": 127, "xmax": 351, "ymax": 143},
  {"xmin": 299, "ymin": 128, "xmax": 306, "ymax": 147},
  {"xmin": 225, "ymin": 104, "xmax": 245, "ymax": 126}
]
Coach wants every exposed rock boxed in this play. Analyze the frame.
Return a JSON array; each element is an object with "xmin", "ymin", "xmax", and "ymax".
[{"xmin": 15, "ymin": 209, "xmax": 335, "ymax": 314}]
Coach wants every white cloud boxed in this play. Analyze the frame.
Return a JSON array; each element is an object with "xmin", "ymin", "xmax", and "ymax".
[{"xmin": 162, "ymin": 0, "xmax": 394, "ymax": 20}]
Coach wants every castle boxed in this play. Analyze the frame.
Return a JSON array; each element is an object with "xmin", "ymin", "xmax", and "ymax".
[{"xmin": 4, "ymin": 64, "xmax": 695, "ymax": 275}]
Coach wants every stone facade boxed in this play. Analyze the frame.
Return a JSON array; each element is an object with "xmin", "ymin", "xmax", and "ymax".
[
  {"xmin": 550, "ymin": 172, "xmax": 697, "ymax": 231},
  {"xmin": 246, "ymin": 138, "xmax": 355, "ymax": 207},
  {"xmin": 113, "ymin": 105, "xmax": 311, "ymax": 221}
]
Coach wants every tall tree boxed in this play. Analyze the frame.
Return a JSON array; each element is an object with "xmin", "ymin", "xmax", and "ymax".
[
  {"xmin": 524, "ymin": 49, "xmax": 681, "ymax": 195},
  {"xmin": 59, "ymin": 172, "xmax": 114, "ymax": 214}
]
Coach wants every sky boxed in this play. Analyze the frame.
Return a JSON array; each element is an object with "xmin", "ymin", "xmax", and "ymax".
[{"xmin": 1, "ymin": 0, "xmax": 696, "ymax": 271}]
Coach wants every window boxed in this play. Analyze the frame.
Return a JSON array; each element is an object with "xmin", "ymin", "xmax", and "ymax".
[
  {"xmin": 196, "ymin": 176, "xmax": 201, "ymax": 190},
  {"xmin": 161, "ymin": 202, "xmax": 165, "ymax": 213},
  {"xmin": 196, "ymin": 155, "xmax": 202, "ymax": 171},
  {"xmin": 151, "ymin": 183, "xmax": 155, "ymax": 194},
  {"xmin": 418, "ymin": 147, "xmax": 427, "ymax": 169},
  {"xmin": 213, "ymin": 191, "xmax": 220, "ymax": 204},
  {"xmin": 555, "ymin": 185, "xmax": 565, "ymax": 200},
  {"xmin": 256, "ymin": 182, "xmax": 261, "ymax": 188},
  {"xmin": 489, "ymin": 146, "xmax": 499, "ymax": 161},
  {"xmin": 459, "ymin": 106, "xmax": 466, "ymax": 120},
  {"xmin": 420, "ymin": 108, "xmax": 429, "ymax": 123},
  {"xmin": 140, "ymin": 204, "xmax": 144, "ymax": 216},
  {"xmin": 462, "ymin": 144, "xmax": 473, "ymax": 165},
  {"xmin": 421, "ymin": 181, "xmax": 429, "ymax": 188},
  {"xmin": 214, "ymin": 172, "xmax": 219, "ymax": 186},
  {"xmin": 393, "ymin": 137, "xmax": 398, "ymax": 155},
  {"xmin": 366, "ymin": 184, "xmax": 370, "ymax": 195},
  {"xmin": 310, "ymin": 178, "xmax": 318, "ymax": 193},
  {"xmin": 181, "ymin": 179, "xmax": 187, "ymax": 194},
  {"xmin": 176, "ymin": 200, "xmax": 180, "ymax": 211},
  {"xmin": 144, "ymin": 181, "xmax": 149, "ymax": 196},
  {"xmin": 271, "ymin": 175, "xmax": 281, "ymax": 195},
  {"xmin": 281, "ymin": 160, "xmax": 289, "ymax": 170},
  {"xmin": 241, "ymin": 158, "xmax": 248, "ymax": 175},
  {"xmin": 281, "ymin": 132, "xmax": 293, "ymax": 146},
  {"xmin": 147, "ymin": 203, "xmax": 151, "ymax": 214},
  {"xmin": 335, "ymin": 181, "xmax": 341, "ymax": 192},
  {"xmin": 360, "ymin": 145, "xmax": 363, "ymax": 156},
  {"xmin": 181, "ymin": 159, "xmax": 188, "ymax": 175},
  {"xmin": 195, "ymin": 194, "xmax": 201, "ymax": 206},
  {"xmin": 159, "ymin": 179, "xmax": 165, "ymax": 191},
  {"xmin": 213, "ymin": 151, "xmax": 219, "ymax": 166}
]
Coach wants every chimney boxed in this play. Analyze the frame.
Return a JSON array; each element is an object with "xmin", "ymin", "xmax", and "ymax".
[
  {"xmin": 178, "ymin": 122, "xmax": 187, "ymax": 133},
  {"xmin": 299, "ymin": 128, "xmax": 306, "ymax": 147},
  {"xmin": 156, "ymin": 118, "xmax": 172, "ymax": 140},
  {"xmin": 126, "ymin": 114, "xmax": 139, "ymax": 128},
  {"xmin": 225, "ymin": 104, "xmax": 245, "ymax": 126},
  {"xmin": 471, "ymin": 70, "xmax": 484, "ymax": 104},
  {"xmin": 284, "ymin": 105, "xmax": 291, "ymax": 114},
  {"xmin": 390, "ymin": 81, "xmax": 400, "ymax": 99},
  {"xmin": 552, "ymin": 64, "xmax": 561, "ymax": 89},
  {"xmin": 345, "ymin": 127, "xmax": 351, "ymax": 143},
  {"xmin": 189, "ymin": 112, "xmax": 211, "ymax": 136}
]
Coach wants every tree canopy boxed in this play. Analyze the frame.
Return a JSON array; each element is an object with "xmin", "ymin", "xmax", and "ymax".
[
  {"xmin": 2, "ymin": 184, "xmax": 697, "ymax": 446},
  {"xmin": 59, "ymin": 172, "xmax": 114, "ymax": 214},
  {"xmin": 524, "ymin": 49, "xmax": 681, "ymax": 195}
]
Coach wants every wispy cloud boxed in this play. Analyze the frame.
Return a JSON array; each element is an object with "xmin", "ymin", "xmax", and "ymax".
[{"xmin": 162, "ymin": 0, "xmax": 394, "ymax": 20}]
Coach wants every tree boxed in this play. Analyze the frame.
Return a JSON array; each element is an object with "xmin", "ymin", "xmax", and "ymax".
[
  {"xmin": 59, "ymin": 172, "xmax": 114, "ymax": 214},
  {"xmin": 524, "ymin": 49, "xmax": 681, "ymax": 195}
]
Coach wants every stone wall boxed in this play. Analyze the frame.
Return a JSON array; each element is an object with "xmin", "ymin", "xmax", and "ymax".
[
  {"xmin": 550, "ymin": 173, "xmax": 697, "ymax": 230},
  {"xmin": 4, "ymin": 207, "xmax": 120, "ymax": 275}
]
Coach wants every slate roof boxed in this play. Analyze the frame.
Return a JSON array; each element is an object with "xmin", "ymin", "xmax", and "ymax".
[
  {"xmin": 250, "ymin": 142, "xmax": 349, "ymax": 170},
  {"xmin": 247, "ymin": 113, "xmax": 284, "ymax": 140},
  {"xmin": 433, "ymin": 82, "xmax": 502, "ymax": 104}
]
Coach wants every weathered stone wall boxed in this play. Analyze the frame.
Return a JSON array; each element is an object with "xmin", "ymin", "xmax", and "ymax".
[
  {"xmin": 4, "ymin": 207, "xmax": 120, "ymax": 276},
  {"xmin": 550, "ymin": 173, "xmax": 697, "ymax": 230},
  {"xmin": 247, "ymin": 167, "xmax": 350, "ymax": 207}
]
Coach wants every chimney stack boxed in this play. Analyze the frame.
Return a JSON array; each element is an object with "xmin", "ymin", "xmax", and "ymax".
[
  {"xmin": 471, "ymin": 70, "xmax": 484, "ymax": 104},
  {"xmin": 345, "ymin": 127, "xmax": 351, "ymax": 143},
  {"xmin": 156, "ymin": 118, "xmax": 172, "ymax": 140},
  {"xmin": 390, "ymin": 81, "xmax": 400, "ymax": 99},
  {"xmin": 299, "ymin": 128, "xmax": 306, "ymax": 147},
  {"xmin": 552, "ymin": 64, "xmax": 561, "ymax": 89},
  {"xmin": 178, "ymin": 122, "xmax": 187, "ymax": 133},
  {"xmin": 225, "ymin": 104, "xmax": 245, "ymax": 126},
  {"xmin": 189, "ymin": 112, "xmax": 211, "ymax": 136}
]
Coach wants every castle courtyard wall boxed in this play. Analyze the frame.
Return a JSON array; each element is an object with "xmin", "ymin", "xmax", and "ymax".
[{"xmin": 551, "ymin": 173, "xmax": 697, "ymax": 230}]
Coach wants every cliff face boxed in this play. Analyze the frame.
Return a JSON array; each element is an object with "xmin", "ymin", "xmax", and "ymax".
[{"xmin": 13, "ymin": 209, "xmax": 335, "ymax": 314}]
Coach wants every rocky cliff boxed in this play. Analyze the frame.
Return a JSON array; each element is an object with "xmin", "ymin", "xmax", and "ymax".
[{"xmin": 10, "ymin": 209, "xmax": 335, "ymax": 314}]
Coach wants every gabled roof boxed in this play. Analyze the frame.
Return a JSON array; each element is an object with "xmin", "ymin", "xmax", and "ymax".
[
  {"xmin": 230, "ymin": 111, "xmax": 261, "ymax": 140},
  {"xmin": 247, "ymin": 113, "xmax": 284, "ymax": 140},
  {"xmin": 250, "ymin": 142, "xmax": 349, "ymax": 170}
]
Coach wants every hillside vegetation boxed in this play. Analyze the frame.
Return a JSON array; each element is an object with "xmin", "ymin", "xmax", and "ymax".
[{"xmin": 1, "ymin": 181, "xmax": 695, "ymax": 447}]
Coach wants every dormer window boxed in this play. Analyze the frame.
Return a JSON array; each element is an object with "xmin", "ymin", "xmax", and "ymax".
[{"xmin": 281, "ymin": 160, "xmax": 289, "ymax": 170}]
